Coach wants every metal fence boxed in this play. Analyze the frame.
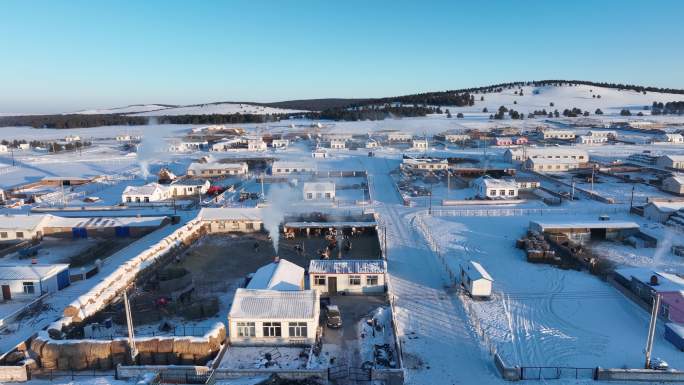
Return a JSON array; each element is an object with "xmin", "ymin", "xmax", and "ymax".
[
  {"xmin": 430, "ymin": 206, "xmax": 628, "ymax": 218},
  {"xmin": 520, "ymin": 366, "xmax": 596, "ymax": 380}
]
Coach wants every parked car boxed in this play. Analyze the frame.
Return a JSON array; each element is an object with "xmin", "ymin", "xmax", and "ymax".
[{"xmin": 325, "ymin": 304, "xmax": 342, "ymax": 329}]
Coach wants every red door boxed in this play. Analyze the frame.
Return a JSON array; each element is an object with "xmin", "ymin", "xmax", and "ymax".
[{"xmin": 2, "ymin": 285, "xmax": 11, "ymax": 301}]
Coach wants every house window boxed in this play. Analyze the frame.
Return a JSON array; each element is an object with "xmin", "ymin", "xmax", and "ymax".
[
  {"xmin": 508, "ymin": 190, "xmax": 515, "ymax": 196},
  {"xmin": 489, "ymin": 189, "xmax": 496, "ymax": 196},
  {"xmin": 307, "ymin": 193, "xmax": 313, "ymax": 199},
  {"xmin": 325, "ymin": 193, "xmax": 331, "ymax": 199},
  {"xmin": 237, "ymin": 322, "xmax": 256, "ymax": 337},
  {"xmin": 499, "ymin": 189, "xmax": 506, "ymax": 196},
  {"xmin": 314, "ymin": 275, "xmax": 326, "ymax": 285},
  {"xmin": 263, "ymin": 322, "xmax": 282, "ymax": 337},
  {"xmin": 23, "ymin": 282, "xmax": 35, "ymax": 294},
  {"xmin": 349, "ymin": 275, "xmax": 361, "ymax": 285},
  {"xmin": 126, "ymin": 197, "xmax": 132, "ymax": 203},
  {"xmin": 16, "ymin": 231, "xmax": 24, "ymax": 239},
  {"xmin": 246, "ymin": 222, "xmax": 254, "ymax": 230},
  {"xmin": 366, "ymin": 275, "xmax": 379, "ymax": 285},
  {"xmin": 0, "ymin": 232, "xmax": 7, "ymax": 238},
  {"xmin": 288, "ymin": 322, "xmax": 308, "ymax": 337},
  {"xmin": 144, "ymin": 197, "xmax": 150, "ymax": 203},
  {"xmin": 218, "ymin": 222, "xmax": 226, "ymax": 230}
]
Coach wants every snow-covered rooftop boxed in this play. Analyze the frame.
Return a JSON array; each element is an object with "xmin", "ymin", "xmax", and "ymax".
[
  {"xmin": 198, "ymin": 207, "xmax": 263, "ymax": 221},
  {"xmin": 0, "ymin": 214, "xmax": 49, "ymax": 230},
  {"xmin": 615, "ymin": 267, "xmax": 684, "ymax": 293},
  {"xmin": 0, "ymin": 264, "xmax": 69, "ymax": 281},
  {"xmin": 122, "ymin": 183, "xmax": 166, "ymax": 196},
  {"xmin": 45, "ymin": 215, "xmax": 166, "ymax": 229},
  {"xmin": 462, "ymin": 260, "xmax": 493, "ymax": 282},
  {"xmin": 303, "ymin": 182, "xmax": 335, "ymax": 192},
  {"xmin": 531, "ymin": 220, "xmax": 639, "ymax": 231},
  {"xmin": 187, "ymin": 161, "xmax": 247, "ymax": 172},
  {"xmin": 229, "ymin": 289, "xmax": 317, "ymax": 320},
  {"xmin": 308, "ymin": 259, "xmax": 385, "ymax": 274},
  {"xmin": 247, "ymin": 259, "xmax": 304, "ymax": 291}
]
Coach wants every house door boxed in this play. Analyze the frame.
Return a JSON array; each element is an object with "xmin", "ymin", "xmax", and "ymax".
[
  {"xmin": 328, "ymin": 277, "xmax": 337, "ymax": 295},
  {"xmin": 2, "ymin": 285, "xmax": 10, "ymax": 301}
]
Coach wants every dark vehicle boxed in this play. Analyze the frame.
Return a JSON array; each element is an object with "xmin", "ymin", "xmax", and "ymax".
[{"xmin": 325, "ymin": 304, "xmax": 342, "ymax": 329}]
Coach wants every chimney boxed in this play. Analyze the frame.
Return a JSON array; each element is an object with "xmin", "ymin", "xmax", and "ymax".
[{"xmin": 274, "ymin": 256, "xmax": 280, "ymax": 264}]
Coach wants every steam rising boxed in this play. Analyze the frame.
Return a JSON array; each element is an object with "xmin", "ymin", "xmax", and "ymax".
[
  {"xmin": 262, "ymin": 184, "xmax": 299, "ymax": 254},
  {"xmin": 653, "ymin": 229, "xmax": 674, "ymax": 269},
  {"xmin": 137, "ymin": 117, "xmax": 167, "ymax": 180}
]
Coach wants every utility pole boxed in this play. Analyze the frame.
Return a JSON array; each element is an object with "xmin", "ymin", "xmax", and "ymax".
[
  {"xmin": 447, "ymin": 169, "xmax": 451, "ymax": 200},
  {"xmin": 571, "ymin": 180, "xmax": 576, "ymax": 201},
  {"xmin": 630, "ymin": 185, "xmax": 635, "ymax": 210},
  {"xmin": 644, "ymin": 294, "xmax": 661, "ymax": 369},
  {"xmin": 123, "ymin": 291, "xmax": 138, "ymax": 363}
]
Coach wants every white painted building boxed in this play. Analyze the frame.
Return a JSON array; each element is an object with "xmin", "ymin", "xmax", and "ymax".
[
  {"xmin": 329, "ymin": 138, "xmax": 346, "ymax": 149},
  {"xmin": 387, "ymin": 132, "xmax": 412, "ymax": 142},
  {"xmin": 587, "ymin": 130, "xmax": 617, "ymax": 139},
  {"xmin": 169, "ymin": 179, "xmax": 210, "ymax": 197},
  {"xmin": 0, "ymin": 264, "xmax": 70, "ymax": 300},
  {"xmin": 271, "ymin": 161, "xmax": 315, "ymax": 176},
  {"xmin": 247, "ymin": 258, "xmax": 305, "ymax": 291},
  {"xmin": 525, "ymin": 157, "xmax": 583, "ymax": 172},
  {"xmin": 311, "ymin": 149, "xmax": 328, "ymax": 158},
  {"xmin": 0, "ymin": 144, "xmax": 8, "ymax": 153},
  {"xmin": 308, "ymin": 259, "xmax": 385, "ymax": 295},
  {"xmin": 228, "ymin": 289, "xmax": 320, "ymax": 346},
  {"xmin": 472, "ymin": 176, "xmax": 518, "ymax": 199},
  {"xmin": 210, "ymin": 138, "xmax": 243, "ymax": 152},
  {"xmin": 662, "ymin": 176, "xmax": 684, "ymax": 195},
  {"xmin": 271, "ymin": 139, "xmax": 289, "ymax": 149},
  {"xmin": 187, "ymin": 162, "xmax": 248, "ymax": 177},
  {"xmin": 303, "ymin": 182, "xmax": 335, "ymax": 200},
  {"xmin": 401, "ymin": 158, "xmax": 449, "ymax": 171},
  {"xmin": 541, "ymin": 130, "xmax": 576, "ymax": 140},
  {"xmin": 198, "ymin": 207, "xmax": 263, "ymax": 233},
  {"xmin": 658, "ymin": 133, "xmax": 684, "ymax": 143},
  {"xmin": 18, "ymin": 143, "xmax": 30, "ymax": 150},
  {"xmin": 116, "ymin": 134, "xmax": 141, "ymax": 142},
  {"xmin": 168, "ymin": 141, "xmax": 208, "ymax": 152},
  {"xmin": 64, "ymin": 135, "xmax": 81, "ymax": 142},
  {"xmin": 460, "ymin": 260, "xmax": 493, "ymax": 299},
  {"xmin": 444, "ymin": 134, "xmax": 470, "ymax": 143},
  {"xmin": 365, "ymin": 139, "xmax": 379, "ymax": 149},
  {"xmin": 121, "ymin": 183, "xmax": 172, "ymax": 203},
  {"xmin": 504, "ymin": 148, "xmax": 589, "ymax": 163},
  {"xmin": 247, "ymin": 137, "xmax": 267, "ymax": 151},
  {"xmin": 0, "ymin": 215, "xmax": 50, "ymax": 242},
  {"xmin": 576, "ymin": 135, "xmax": 607, "ymax": 145},
  {"xmin": 411, "ymin": 139, "xmax": 429, "ymax": 151},
  {"xmin": 657, "ymin": 155, "xmax": 684, "ymax": 170}
]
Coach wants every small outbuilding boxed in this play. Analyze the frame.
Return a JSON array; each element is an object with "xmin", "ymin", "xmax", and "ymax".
[
  {"xmin": 460, "ymin": 260, "xmax": 493, "ymax": 299},
  {"xmin": 303, "ymin": 182, "xmax": 335, "ymax": 200},
  {"xmin": 121, "ymin": 183, "xmax": 171, "ymax": 203},
  {"xmin": 247, "ymin": 258, "xmax": 305, "ymax": 291},
  {"xmin": 472, "ymin": 176, "xmax": 518, "ymax": 199},
  {"xmin": 662, "ymin": 175, "xmax": 684, "ymax": 195},
  {"xmin": 308, "ymin": 259, "xmax": 386, "ymax": 295},
  {"xmin": 0, "ymin": 264, "xmax": 70, "ymax": 300},
  {"xmin": 656, "ymin": 155, "xmax": 684, "ymax": 170},
  {"xmin": 644, "ymin": 201, "xmax": 684, "ymax": 223}
]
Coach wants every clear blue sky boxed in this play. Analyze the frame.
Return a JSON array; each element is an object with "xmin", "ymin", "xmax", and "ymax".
[{"xmin": 2, "ymin": 0, "xmax": 683, "ymax": 113}]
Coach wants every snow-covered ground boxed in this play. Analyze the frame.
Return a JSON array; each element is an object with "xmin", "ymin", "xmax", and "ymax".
[{"xmin": 129, "ymin": 102, "xmax": 305, "ymax": 116}]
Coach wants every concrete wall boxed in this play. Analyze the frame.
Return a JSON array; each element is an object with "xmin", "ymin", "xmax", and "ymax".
[
  {"xmin": 493, "ymin": 352, "xmax": 521, "ymax": 381},
  {"xmin": 205, "ymin": 220, "xmax": 263, "ymax": 233},
  {"xmin": 310, "ymin": 273, "xmax": 386, "ymax": 295},
  {"xmin": 596, "ymin": 367, "xmax": 684, "ymax": 382}
]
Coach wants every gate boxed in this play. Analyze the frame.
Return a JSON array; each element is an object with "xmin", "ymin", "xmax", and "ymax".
[
  {"xmin": 521, "ymin": 366, "xmax": 596, "ymax": 380},
  {"xmin": 328, "ymin": 364, "xmax": 348, "ymax": 380},
  {"xmin": 349, "ymin": 367, "xmax": 372, "ymax": 382}
]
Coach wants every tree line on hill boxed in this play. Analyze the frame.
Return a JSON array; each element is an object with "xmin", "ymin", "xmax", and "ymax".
[{"xmin": 651, "ymin": 101, "xmax": 684, "ymax": 115}]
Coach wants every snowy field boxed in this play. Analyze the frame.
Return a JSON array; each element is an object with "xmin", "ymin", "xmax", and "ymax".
[{"xmin": 420, "ymin": 212, "xmax": 682, "ymax": 369}]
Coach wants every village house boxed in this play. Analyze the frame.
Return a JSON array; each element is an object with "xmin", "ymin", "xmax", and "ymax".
[
  {"xmin": 271, "ymin": 139, "xmax": 289, "ymax": 149},
  {"xmin": 411, "ymin": 138, "xmax": 429, "ymax": 151},
  {"xmin": 387, "ymin": 132, "xmax": 413, "ymax": 142},
  {"xmin": 0, "ymin": 215, "xmax": 51, "ymax": 243},
  {"xmin": 169, "ymin": 178, "xmax": 210, "ymax": 197},
  {"xmin": 504, "ymin": 148, "xmax": 589, "ymax": 163},
  {"xmin": 121, "ymin": 183, "xmax": 172, "ymax": 203},
  {"xmin": 0, "ymin": 144, "xmax": 8, "ymax": 153},
  {"xmin": 0, "ymin": 264, "xmax": 70, "ymax": 300},
  {"xmin": 308, "ymin": 259, "xmax": 386, "ymax": 296},
  {"xmin": 227, "ymin": 289, "xmax": 320, "ymax": 346},
  {"xmin": 329, "ymin": 138, "xmax": 346, "ymax": 149},
  {"xmin": 658, "ymin": 133, "xmax": 684, "ymax": 144},
  {"xmin": 656, "ymin": 155, "xmax": 684, "ymax": 170},
  {"xmin": 116, "ymin": 134, "xmax": 141, "ymax": 142},
  {"xmin": 576, "ymin": 135, "xmax": 607, "ymax": 145},
  {"xmin": 540, "ymin": 130, "xmax": 576, "ymax": 140},
  {"xmin": 513, "ymin": 136, "xmax": 528, "ymax": 145},
  {"xmin": 643, "ymin": 201, "xmax": 684, "ymax": 223},
  {"xmin": 210, "ymin": 138, "xmax": 242, "ymax": 152},
  {"xmin": 247, "ymin": 258, "xmax": 305, "ymax": 291},
  {"xmin": 365, "ymin": 139, "xmax": 379, "ymax": 149},
  {"xmin": 18, "ymin": 143, "xmax": 30, "ymax": 150},
  {"xmin": 587, "ymin": 130, "xmax": 617, "ymax": 140},
  {"xmin": 401, "ymin": 158, "xmax": 449, "ymax": 172},
  {"xmin": 186, "ymin": 161, "xmax": 248, "ymax": 177},
  {"xmin": 444, "ymin": 133, "xmax": 471, "ymax": 143},
  {"xmin": 168, "ymin": 140, "xmax": 208, "ymax": 152},
  {"xmin": 247, "ymin": 136, "xmax": 267, "ymax": 151},
  {"xmin": 514, "ymin": 177, "xmax": 541, "ymax": 190},
  {"xmin": 494, "ymin": 137, "xmax": 513, "ymax": 146},
  {"xmin": 472, "ymin": 176, "xmax": 519, "ymax": 199},
  {"xmin": 312, "ymin": 148, "xmax": 328, "ymax": 158},
  {"xmin": 303, "ymin": 182, "xmax": 335, "ymax": 200},
  {"xmin": 64, "ymin": 135, "xmax": 81, "ymax": 143},
  {"xmin": 198, "ymin": 207, "xmax": 263, "ymax": 233},
  {"xmin": 271, "ymin": 161, "xmax": 315, "ymax": 176},
  {"xmin": 525, "ymin": 157, "xmax": 583, "ymax": 172},
  {"xmin": 662, "ymin": 175, "xmax": 684, "ymax": 195}
]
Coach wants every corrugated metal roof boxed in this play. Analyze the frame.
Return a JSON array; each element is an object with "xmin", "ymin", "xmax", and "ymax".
[
  {"xmin": 229, "ymin": 289, "xmax": 317, "ymax": 319},
  {"xmin": 0, "ymin": 264, "xmax": 69, "ymax": 281},
  {"xmin": 0, "ymin": 214, "xmax": 50, "ymax": 231},
  {"xmin": 463, "ymin": 260, "xmax": 493, "ymax": 282},
  {"xmin": 308, "ymin": 259, "xmax": 385, "ymax": 274}
]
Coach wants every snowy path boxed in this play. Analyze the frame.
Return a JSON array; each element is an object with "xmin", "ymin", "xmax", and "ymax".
[
  {"xmin": 0, "ymin": 214, "xmax": 196, "ymax": 353},
  {"xmin": 366, "ymin": 158, "xmax": 504, "ymax": 385}
]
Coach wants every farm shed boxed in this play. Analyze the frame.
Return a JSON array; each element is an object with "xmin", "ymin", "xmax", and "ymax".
[
  {"xmin": 0, "ymin": 214, "xmax": 50, "ymax": 243},
  {"xmin": 42, "ymin": 215, "xmax": 168, "ymax": 238},
  {"xmin": 411, "ymin": 138, "xmax": 429, "ymax": 150},
  {"xmin": 460, "ymin": 260, "xmax": 493, "ymax": 299},
  {"xmin": 504, "ymin": 148, "xmax": 588, "ymax": 163},
  {"xmin": 0, "ymin": 264, "xmax": 70, "ymax": 300},
  {"xmin": 643, "ymin": 201, "xmax": 684, "ymax": 223},
  {"xmin": 198, "ymin": 207, "xmax": 263, "ymax": 233},
  {"xmin": 661, "ymin": 176, "xmax": 684, "ymax": 195},
  {"xmin": 308, "ymin": 259, "xmax": 386, "ymax": 295},
  {"xmin": 657, "ymin": 155, "xmax": 684, "ymax": 170},
  {"xmin": 271, "ymin": 161, "xmax": 315, "ymax": 176},
  {"xmin": 529, "ymin": 220, "xmax": 640, "ymax": 243},
  {"xmin": 247, "ymin": 258, "xmax": 305, "ymax": 291},
  {"xmin": 228, "ymin": 289, "xmax": 320, "ymax": 346},
  {"xmin": 169, "ymin": 178, "xmax": 210, "ymax": 197},
  {"xmin": 524, "ymin": 157, "xmax": 583, "ymax": 172},
  {"xmin": 472, "ymin": 176, "xmax": 518, "ymax": 199},
  {"xmin": 186, "ymin": 161, "xmax": 248, "ymax": 177},
  {"xmin": 303, "ymin": 182, "xmax": 335, "ymax": 200},
  {"xmin": 401, "ymin": 158, "xmax": 448, "ymax": 172},
  {"xmin": 387, "ymin": 132, "xmax": 413, "ymax": 142}
]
